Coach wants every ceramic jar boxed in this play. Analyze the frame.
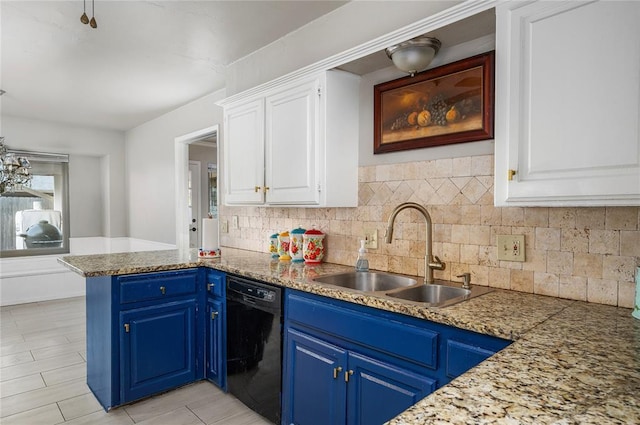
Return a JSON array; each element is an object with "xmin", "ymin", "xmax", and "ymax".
[
  {"xmin": 268, "ymin": 233, "xmax": 280, "ymax": 259},
  {"xmin": 303, "ymin": 227, "xmax": 325, "ymax": 264},
  {"xmin": 289, "ymin": 227, "xmax": 306, "ymax": 262},
  {"xmin": 277, "ymin": 231, "xmax": 291, "ymax": 261}
]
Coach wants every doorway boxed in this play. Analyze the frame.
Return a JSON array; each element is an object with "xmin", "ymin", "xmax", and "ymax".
[
  {"xmin": 175, "ymin": 125, "xmax": 219, "ymax": 251},
  {"xmin": 188, "ymin": 161, "xmax": 201, "ymax": 249}
]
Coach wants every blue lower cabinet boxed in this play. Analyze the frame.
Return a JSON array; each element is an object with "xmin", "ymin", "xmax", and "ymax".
[
  {"xmin": 120, "ymin": 299, "xmax": 198, "ymax": 403},
  {"xmin": 283, "ymin": 327, "xmax": 435, "ymax": 425},
  {"xmin": 284, "ymin": 289, "xmax": 512, "ymax": 425},
  {"xmin": 206, "ymin": 298, "xmax": 226, "ymax": 389},
  {"xmin": 86, "ymin": 269, "xmax": 210, "ymax": 410},
  {"xmin": 347, "ymin": 352, "xmax": 436, "ymax": 425},
  {"xmin": 283, "ymin": 328, "xmax": 347, "ymax": 425}
]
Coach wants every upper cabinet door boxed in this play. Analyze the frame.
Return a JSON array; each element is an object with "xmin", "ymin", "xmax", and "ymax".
[
  {"xmin": 224, "ymin": 99, "xmax": 265, "ymax": 204},
  {"xmin": 494, "ymin": 0, "xmax": 640, "ymax": 206},
  {"xmin": 265, "ymin": 78, "xmax": 320, "ymax": 205}
]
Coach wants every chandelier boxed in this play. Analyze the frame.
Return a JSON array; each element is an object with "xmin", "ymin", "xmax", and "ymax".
[{"xmin": 0, "ymin": 137, "xmax": 33, "ymax": 194}]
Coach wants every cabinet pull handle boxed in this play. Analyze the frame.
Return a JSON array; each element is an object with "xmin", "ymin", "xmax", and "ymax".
[
  {"xmin": 344, "ymin": 370, "xmax": 353, "ymax": 382},
  {"xmin": 263, "ymin": 186, "xmax": 270, "ymax": 193},
  {"xmin": 159, "ymin": 286, "xmax": 166, "ymax": 295},
  {"xmin": 508, "ymin": 169, "xmax": 517, "ymax": 181},
  {"xmin": 333, "ymin": 366, "xmax": 342, "ymax": 379},
  {"xmin": 124, "ymin": 323, "xmax": 130, "ymax": 333},
  {"xmin": 211, "ymin": 311, "xmax": 219, "ymax": 320},
  {"xmin": 207, "ymin": 283, "xmax": 214, "ymax": 291},
  {"xmin": 254, "ymin": 186, "xmax": 261, "ymax": 193}
]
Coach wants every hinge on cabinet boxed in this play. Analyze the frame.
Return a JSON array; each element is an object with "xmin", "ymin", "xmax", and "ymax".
[
  {"xmin": 317, "ymin": 87, "xmax": 321, "ymax": 97},
  {"xmin": 317, "ymin": 183, "xmax": 322, "ymax": 192}
]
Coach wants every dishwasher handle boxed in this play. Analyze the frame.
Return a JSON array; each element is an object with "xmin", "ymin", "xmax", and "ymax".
[{"xmin": 226, "ymin": 277, "xmax": 282, "ymax": 314}]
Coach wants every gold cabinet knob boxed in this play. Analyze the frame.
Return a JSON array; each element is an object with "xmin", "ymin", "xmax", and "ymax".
[{"xmin": 333, "ymin": 366, "xmax": 342, "ymax": 379}]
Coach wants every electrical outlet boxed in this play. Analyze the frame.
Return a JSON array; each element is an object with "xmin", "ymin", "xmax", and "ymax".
[
  {"xmin": 496, "ymin": 234, "xmax": 526, "ymax": 262},
  {"xmin": 364, "ymin": 229, "xmax": 378, "ymax": 249},
  {"xmin": 220, "ymin": 220, "xmax": 229, "ymax": 233},
  {"xmin": 232, "ymin": 216, "xmax": 239, "ymax": 229}
]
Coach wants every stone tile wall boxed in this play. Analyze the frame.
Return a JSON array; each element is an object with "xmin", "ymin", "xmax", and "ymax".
[{"xmin": 219, "ymin": 154, "xmax": 640, "ymax": 308}]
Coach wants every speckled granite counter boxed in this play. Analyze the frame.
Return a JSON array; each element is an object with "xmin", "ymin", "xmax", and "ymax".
[{"xmin": 59, "ymin": 248, "xmax": 640, "ymax": 424}]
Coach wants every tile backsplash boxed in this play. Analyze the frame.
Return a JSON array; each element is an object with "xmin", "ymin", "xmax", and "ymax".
[{"xmin": 220, "ymin": 154, "xmax": 639, "ymax": 308}]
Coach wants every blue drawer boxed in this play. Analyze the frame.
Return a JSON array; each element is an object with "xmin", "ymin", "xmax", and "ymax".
[
  {"xmin": 287, "ymin": 293, "xmax": 438, "ymax": 369},
  {"xmin": 205, "ymin": 270, "xmax": 225, "ymax": 298},
  {"xmin": 119, "ymin": 270, "xmax": 198, "ymax": 304}
]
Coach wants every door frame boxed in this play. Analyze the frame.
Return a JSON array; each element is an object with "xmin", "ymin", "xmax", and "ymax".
[
  {"xmin": 188, "ymin": 160, "xmax": 202, "ymax": 249},
  {"xmin": 175, "ymin": 125, "xmax": 219, "ymax": 251}
]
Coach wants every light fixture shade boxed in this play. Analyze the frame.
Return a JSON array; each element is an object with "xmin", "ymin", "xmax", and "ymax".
[{"xmin": 385, "ymin": 36, "xmax": 441, "ymax": 76}]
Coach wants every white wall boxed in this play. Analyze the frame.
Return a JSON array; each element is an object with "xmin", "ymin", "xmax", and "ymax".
[
  {"xmin": 125, "ymin": 90, "xmax": 225, "ymax": 244},
  {"xmin": 226, "ymin": 1, "xmax": 462, "ymax": 95},
  {"xmin": 1, "ymin": 116, "xmax": 127, "ymax": 237},
  {"xmin": 0, "ymin": 237, "xmax": 175, "ymax": 306}
]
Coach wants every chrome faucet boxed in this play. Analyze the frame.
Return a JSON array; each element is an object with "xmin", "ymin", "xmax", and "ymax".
[{"xmin": 384, "ymin": 202, "xmax": 445, "ymax": 284}]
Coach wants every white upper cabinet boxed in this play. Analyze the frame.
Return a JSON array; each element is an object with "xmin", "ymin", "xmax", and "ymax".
[
  {"xmin": 494, "ymin": 0, "xmax": 640, "ymax": 206},
  {"xmin": 224, "ymin": 99, "xmax": 265, "ymax": 204},
  {"xmin": 265, "ymin": 78, "xmax": 319, "ymax": 205},
  {"xmin": 221, "ymin": 70, "xmax": 359, "ymax": 207}
]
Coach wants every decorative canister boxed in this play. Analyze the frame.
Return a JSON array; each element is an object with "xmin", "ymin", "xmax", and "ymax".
[
  {"xmin": 277, "ymin": 231, "xmax": 291, "ymax": 261},
  {"xmin": 633, "ymin": 267, "xmax": 640, "ymax": 320},
  {"xmin": 303, "ymin": 227, "xmax": 325, "ymax": 264},
  {"xmin": 269, "ymin": 233, "xmax": 280, "ymax": 259},
  {"xmin": 289, "ymin": 227, "xmax": 306, "ymax": 262}
]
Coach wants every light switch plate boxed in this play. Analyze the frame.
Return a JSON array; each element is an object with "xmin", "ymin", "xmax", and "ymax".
[
  {"xmin": 364, "ymin": 229, "xmax": 378, "ymax": 249},
  {"xmin": 232, "ymin": 215, "xmax": 239, "ymax": 229},
  {"xmin": 496, "ymin": 234, "xmax": 526, "ymax": 262},
  {"xmin": 220, "ymin": 220, "xmax": 229, "ymax": 233}
]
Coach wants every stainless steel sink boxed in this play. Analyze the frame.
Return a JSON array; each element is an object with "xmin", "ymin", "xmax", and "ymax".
[
  {"xmin": 312, "ymin": 271, "xmax": 417, "ymax": 292},
  {"xmin": 312, "ymin": 272, "xmax": 492, "ymax": 308},
  {"xmin": 385, "ymin": 282, "xmax": 492, "ymax": 308}
]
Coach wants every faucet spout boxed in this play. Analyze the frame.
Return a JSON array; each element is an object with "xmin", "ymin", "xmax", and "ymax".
[{"xmin": 385, "ymin": 202, "xmax": 445, "ymax": 284}]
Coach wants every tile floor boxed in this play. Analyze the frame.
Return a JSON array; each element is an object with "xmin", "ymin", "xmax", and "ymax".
[{"xmin": 0, "ymin": 296, "xmax": 273, "ymax": 425}]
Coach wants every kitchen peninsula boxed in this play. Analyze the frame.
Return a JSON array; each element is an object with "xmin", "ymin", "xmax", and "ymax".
[{"xmin": 59, "ymin": 248, "xmax": 639, "ymax": 424}]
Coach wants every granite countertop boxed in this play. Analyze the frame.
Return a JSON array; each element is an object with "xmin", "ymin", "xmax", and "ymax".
[{"xmin": 58, "ymin": 248, "xmax": 640, "ymax": 424}]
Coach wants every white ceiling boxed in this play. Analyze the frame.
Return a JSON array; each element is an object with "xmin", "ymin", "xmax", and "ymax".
[{"xmin": 0, "ymin": 1, "xmax": 346, "ymax": 131}]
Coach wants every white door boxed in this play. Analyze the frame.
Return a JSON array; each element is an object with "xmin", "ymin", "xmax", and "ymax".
[
  {"xmin": 224, "ymin": 99, "xmax": 265, "ymax": 204},
  {"xmin": 188, "ymin": 161, "xmax": 201, "ymax": 249},
  {"xmin": 265, "ymin": 78, "xmax": 319, "ymax": 205},
  {"xmin": 494, "ymin": 0, "xmax": 640, "ymax": 206}
]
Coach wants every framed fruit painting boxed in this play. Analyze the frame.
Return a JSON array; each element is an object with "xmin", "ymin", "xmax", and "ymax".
[{"xmin": 374, "ymin": 51, "xmax": 494, "ymax": 154}]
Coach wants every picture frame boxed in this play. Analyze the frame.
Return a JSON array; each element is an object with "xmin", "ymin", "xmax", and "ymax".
[{"xmin": 374, "ymin": 51, "xmax": 494, "ymax": 154}]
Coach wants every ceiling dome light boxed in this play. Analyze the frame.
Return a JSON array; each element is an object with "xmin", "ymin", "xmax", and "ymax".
[{"xmin": 385, "ymin": 36, "xmax": 441, "ymax": 77}]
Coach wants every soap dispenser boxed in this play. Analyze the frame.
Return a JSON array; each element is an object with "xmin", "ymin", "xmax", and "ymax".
[{"xmin": 355, "ymin": 240, "xmax": 369, "ymax": 272}]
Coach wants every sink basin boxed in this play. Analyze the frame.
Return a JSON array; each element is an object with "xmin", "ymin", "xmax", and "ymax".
[
  {"xmin": 312, "ymin": 271, "xmax": 417, "ymax": 292},
  {"xmin": 386, "ymin": 282, "xmax": 492, "ymax": 307}
]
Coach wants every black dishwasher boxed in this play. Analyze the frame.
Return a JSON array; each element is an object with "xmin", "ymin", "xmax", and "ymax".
[{"xmin": 226, "ymin": 275, "xmax": 282, "ymax": 425}]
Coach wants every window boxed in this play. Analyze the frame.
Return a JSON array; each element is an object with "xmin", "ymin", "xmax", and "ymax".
[{"xmin": 0, "ymin": 150, "xmax": 70, "ymax": 257}]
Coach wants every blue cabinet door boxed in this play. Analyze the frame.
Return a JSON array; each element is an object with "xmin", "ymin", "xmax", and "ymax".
[
  {"xmin": 346, "ymin": 352, "xmax": 437, "ymax": 425},
  {"xmin": 206, "ymin": 298, "xmax": 226, "ymax": 389},
  {"xmin": 120, "ymin": 299, "xmax": 197, "ymax": 403},
  {"xmin": 283, "ymin": 328, "xmax": 347, "ymax": 425}
]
